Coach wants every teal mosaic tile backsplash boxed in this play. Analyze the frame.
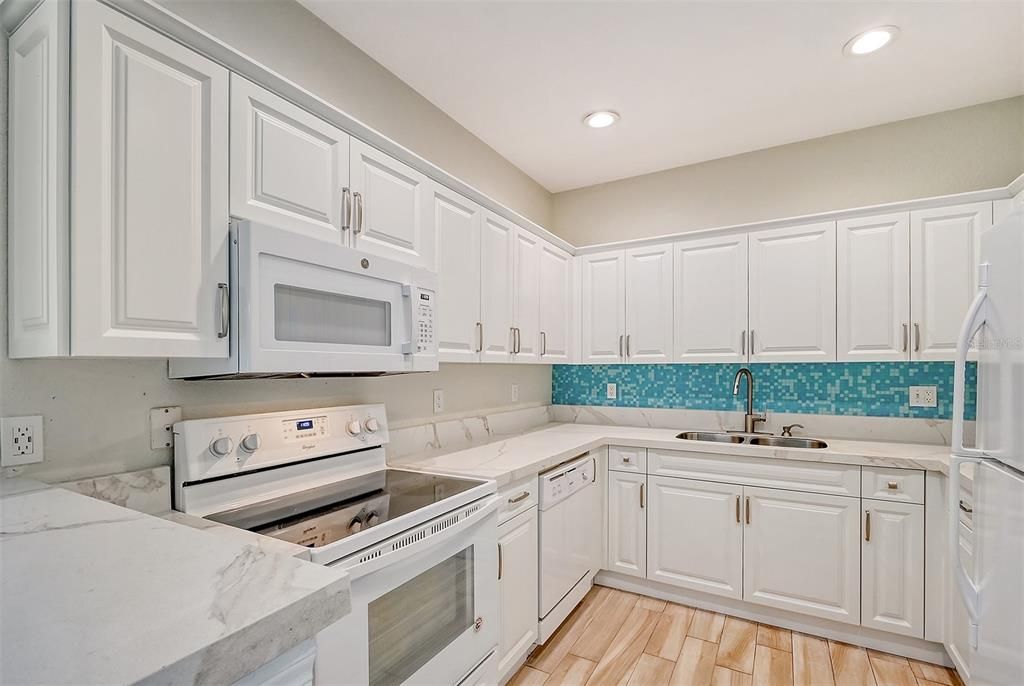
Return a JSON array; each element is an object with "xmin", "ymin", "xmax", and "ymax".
[{"xmin": 551, "ymin": 362, "xmax": 977, "ymax": 420}]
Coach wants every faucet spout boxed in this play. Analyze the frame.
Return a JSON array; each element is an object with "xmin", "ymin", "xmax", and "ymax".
[{"xmin": 731, "ymin": 367, "xmax": 764, "ymax": 433}]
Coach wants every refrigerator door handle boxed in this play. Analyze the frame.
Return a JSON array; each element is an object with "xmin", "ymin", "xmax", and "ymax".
[
  {"xmin": 949, "ymin": 453, "xmax": 983, "ymax": 623},
  {"xmin": 952, "ymin": 272, "xmax": 988, "ymax": 459}
]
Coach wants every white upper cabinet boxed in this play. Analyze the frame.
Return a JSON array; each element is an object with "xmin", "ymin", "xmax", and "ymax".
[
  {"xmin": 349, "ymin": 139, "xmax": 435, "ymax": 270},
  {"xmin": 910, "ymin": 202, "xmax": 990, "ymax": 360},
  {"xmin": 862, "ymin": 500, "xmax": 925, "ymax": 638},
  {"xmin": 748, "ymin": 222, "xmax": 837, "ymax": 362},
  {"xmin": 579, "ymin": 251, "xmax": 627, "ymax": 363},
  {"xmin": 71, "ymin": 1, "xmax": 229, "ymax": 357},
  {"xmin": 229, "ymin": 75, "xmax": 350, "ymax": 243},
  {"xmin": 539, "ymin": 243, "xmax": 573, "ymax": 363},
  {"xmin": 435, "ymin": 186, "xmax": 483, "ymax": 363},
  {"xmin": 512, "ymin": 228, "xmax": 542, "ymax": 363},
  {"xmin": 480, "ymin": 211, "xmax": 516, "ymax": 362},
  {"xmin": 8, "ymin": 0, "xmax": 69, "ymax": 358},
  {"xmin": 673, "ymin": 234, "xmax": 748, "ymax": 363},
  {"xmin": 624, "ymin": 245, "xmax": 674, "ymax": 363},
  {"xmin": 837, "ymin": 213, "xmax": 910, "ymax": 361}
]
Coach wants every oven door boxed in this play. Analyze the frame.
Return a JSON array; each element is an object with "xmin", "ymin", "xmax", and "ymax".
[
  {"xmin": 317, "ymin": 497, "xmax": 499, "ymax": 686},
  {"xmin": 237, "ymin": 221, "xmax": 436, "ymax": 374}
]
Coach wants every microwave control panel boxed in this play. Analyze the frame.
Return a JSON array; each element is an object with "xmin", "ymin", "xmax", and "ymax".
[{"xmin": 416, "ymin": 291, "xmax": 435, "ymax": 352}]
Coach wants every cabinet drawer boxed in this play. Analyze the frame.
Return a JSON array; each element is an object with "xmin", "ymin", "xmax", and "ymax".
[
  {"xmin": 498, "ymin": 476, "xmax": 537, "ymax": 524},
  {"xmin": 609, "ymin": 446, "xmax": 647, "ymax": 473},
  {"xmin": 862, "ymin": 467, "xmax": 925, "ymax": 504},
  {"xmin": 648, "ymin": 449, "xmax": 860, "ymax": 497}
]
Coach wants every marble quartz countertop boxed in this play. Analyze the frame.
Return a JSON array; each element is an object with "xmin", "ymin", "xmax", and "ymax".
[
  {"xmin": 0, "ymin": 479, "xmax": 350, "ymax": 685},
  {"xmin": 395, "ymin": 422, "xmax": 954, "ymax": 486}
]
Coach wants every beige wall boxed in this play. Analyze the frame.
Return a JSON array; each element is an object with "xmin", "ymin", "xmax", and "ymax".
[{"xmin": 552, "ymin": 97, "xmax": 1024, "ymax": 246}]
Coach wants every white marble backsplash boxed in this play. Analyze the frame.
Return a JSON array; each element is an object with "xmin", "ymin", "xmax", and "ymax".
[
  {"xmin": 387, "ymin": 405, "xmax": 553, "ymax": 461},
  {"xmin": 60, "ymin": 465, "xmax": 172, "ymax": 515}
]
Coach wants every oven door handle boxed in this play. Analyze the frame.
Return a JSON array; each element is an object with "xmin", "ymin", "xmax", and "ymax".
[{"xmin": 331, "ymin": 495, "xmax": 499, "ymax": 577}]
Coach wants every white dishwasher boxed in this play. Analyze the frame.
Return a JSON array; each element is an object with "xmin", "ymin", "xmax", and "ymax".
[{"xmin": 538, "ymin": 451, "xmax": 602, "ymax": 642}]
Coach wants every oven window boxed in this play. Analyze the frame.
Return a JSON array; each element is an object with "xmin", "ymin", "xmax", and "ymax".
[
  {"xmin": 274, "ymin": 284, "xmax": 391, "ymax": 346},
  {"xmin": 368, "ymin": 547, "xmax": 475, "ymax": 686}
]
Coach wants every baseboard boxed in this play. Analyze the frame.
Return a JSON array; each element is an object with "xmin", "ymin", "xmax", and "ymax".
[{"xmin": 595, "ymin": 571, "xmax": 952, "ymax": 667}]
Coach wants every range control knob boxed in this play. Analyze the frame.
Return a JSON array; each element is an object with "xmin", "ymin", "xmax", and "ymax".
[
  {"xmin": 363, "ymin": 417, "xmax": 380, "ymax": 433},
  {"xmin": 346, "ymin": 420, "xmax": 363, "ymax": 436},
  {"xmin": 348, "ymin": 518, "xmax": 364, "ymax": 534},
  {"xmin": 209, "ymin": 436, "xmax": 234, "ymax": 458},
  {"xmin": 366, "ymin": 512, "xmax": 380, "ymax": 527},
  {"xmin": 240, "ymin": 433, "xmax": 262, "ymax": 453}
]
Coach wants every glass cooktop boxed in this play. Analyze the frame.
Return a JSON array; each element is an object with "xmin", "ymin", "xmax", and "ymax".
[{"xmin": 207, "ymin": 469, "xmax": 485, "ymax": 548}]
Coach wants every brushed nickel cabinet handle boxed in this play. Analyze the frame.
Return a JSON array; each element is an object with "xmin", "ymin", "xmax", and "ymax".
[
  {"xmin": 750, "ymin": 330, "xmax": 756, "ymax": 355},
  {"xmin": 619, "ymin": 334, "xmax": 624, "ymax": 359},
  {"xmin": 959, "ymin": 500, "xmax": 973, "ymax": 514},
  {"xmin": 508, "ymin": 491, "xmax": 529, "ymax": 504},
  {"xmin": 865, "ymin": 510, "xmax": 871, "ymax": 541},
  {"xmin": 745, "ymin": 496, "xmax": 751, "ymax": 524},
  {"xmin": 353, "ymin": 191, "xmax": 364, "ymax": 234},
  {"xmin": 741, "ymin": 330, "xmax": 746, "ymax": 355},
  {"xmin": 341, "ymin": 187, "xmax": 352, "ymax": 230},
  {"xmin": 541, "ymin": 331, "xmax": 547, "ymax": 356},
  {"xmin": 626, "ymin": 334, "xmax": 631, "ymax": 358},
  {"xmin": 902, "ymin": 323, "xmax": 908, "ymax": 352},
  {"xmin": 622, "ymin": 455, "xmax": 632, "ymax": 464},
  {"xmin": 217, "ymin": 283, "xmax": 230, "ymax": 338},
  {"xmin": 735, "ymin": 495, "xmax": 741, "ymax": 523},
  {"xmin": 914, "ymin": 323, "xmax": 921, "ymax": 352},
  {"xmin": 476, "ymin": 322, "xmax": 483, "ymax": 353},
  {"xmin": 640, "ymin": 483, "xmax": 645, "ymax": 509},
  {"xmin": 887, "ymin": 481, "xmax": 899, "ymax": 490},
  {"xmin": 510, "ymin": 327, "xmax": 516, "ymax": 354},
  {"xmin": 497, "ymin": 543, "xmax": 503, "ymax": 580}
]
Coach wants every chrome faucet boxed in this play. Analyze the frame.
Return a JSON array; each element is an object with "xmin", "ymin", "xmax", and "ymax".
[{"xmin": 732, "ymin": 367, "xmax": 766, "ymax": 434}]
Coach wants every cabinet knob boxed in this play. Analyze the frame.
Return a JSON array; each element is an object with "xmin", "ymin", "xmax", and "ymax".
[{"xmin": 887, "ymin": 481, "xmax": 899, "ymax": 490}]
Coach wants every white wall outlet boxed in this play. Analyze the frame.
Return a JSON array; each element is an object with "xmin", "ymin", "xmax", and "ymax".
[
  {"xmin": 909, "ymin": 386, "xmax": 938, "ymax": 408},
  {"xmin": 606, "ymin": 383, "xmax": 617, "ymax": 400},
  {"xmin": 1, "ymin": 415, "xmax": 44, "ymax": 467},
  {"xmin": 150, "ymin": 406, "xmax": 183, "ymax": 450},
  {"xmin": 433, "ymin": 389, "xmax": 444, "ymax": 414},
  {"xmin": 511, "ymin": 384, "xmax": 519, "ymax": 402}
]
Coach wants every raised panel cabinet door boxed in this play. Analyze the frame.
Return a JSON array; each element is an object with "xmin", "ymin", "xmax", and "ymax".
[
  {"xmin": 229, "ymin": 75, "xmax": 350, "ymax": 243},
  {"xmin": 8, "ymin": 0, "xmax": 70, "ymax": 358},
  {"xmin": 625, "ymin": 245, "xmax": 674, "ymax": 363},
  {"xmin": 673, "ymin": 235, "xmax": 748, "ymax": 363},
  {"xmin": 512, "ymin": 228, "xmax": 542, "ymax": 363},
  {"xmin": 71, "ymin": 2, "xmax": 229, "ymax": 357},
  {"xmin": 349, "ymin": 139, "xmax": 435, "ymax": 269},
  {"xmin": 480, "ymin": 211, "xmax": 515, "ymax": 362},
  {"xmin": 748, "ymin": 222, "xmax": 837, "ymax": 362},
  {"xmin": 862, "ymin": 501, "xmax": 925, "ymax": 638},
  {"xmin": 580, "ymin": 251, "xmax": 626, "ymax": 363},
  {"xmin": 435, "ymin": 186, "xmax": 482, "ymax": 362},
  {"xmin": 497, "ymin": 508, "xmax": 539, "ymax": 681},
  {"xmin": 607, "ymin": 470, "xmax": 646, "ymax": 578},
  {"xmin": 743, "ymin": 486, "xmax": 860, "ymax": 624},
  {"xmin": 539, "ymin": 242, "xmax": 572, "ymax": 363},
  {"xmin": 837, "ymin": 213, "xmax": 910, "ymax": 361},
  {"xmin": 648, "ymin": 475, "xmax": 743, "ymax": 599},
  {"xmin": 910, "ymin": 202, "xmax": 991, "ymax": 361}
]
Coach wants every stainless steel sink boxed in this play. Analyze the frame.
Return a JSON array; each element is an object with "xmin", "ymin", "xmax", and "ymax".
[
  {"xmin": 747, "ymin": 436, "xmax": 828, "ymax": 449},
  {"xmin": 676, "ymin": 431, "xmax": 745, "ymax": 444}
]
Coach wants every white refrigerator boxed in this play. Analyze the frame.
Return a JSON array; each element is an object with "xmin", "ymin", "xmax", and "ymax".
[{"xmin": 949, "ymin": 208, "xmax": 1024, "ymax": 686}]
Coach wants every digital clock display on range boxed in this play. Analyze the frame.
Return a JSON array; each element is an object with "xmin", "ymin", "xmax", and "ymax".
[{"xmin": 296, "ymin": 419, "xmax": 314, "ymax": 431}]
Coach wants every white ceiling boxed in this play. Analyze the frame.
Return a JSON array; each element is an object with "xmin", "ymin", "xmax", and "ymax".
[{"xmin": 300, "ymin": 1, "xmax": 1024, "ymax": 192}]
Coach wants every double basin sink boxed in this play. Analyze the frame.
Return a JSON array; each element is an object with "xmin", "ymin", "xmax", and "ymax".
[{"xmin": 676, "ymin": 431, "xmax": 828, "ymax": 450}]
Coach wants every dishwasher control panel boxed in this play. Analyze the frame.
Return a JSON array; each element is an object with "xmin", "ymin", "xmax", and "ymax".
[{"xmin": 539, "ymin": 452, "xmax": 596, "ymax": 510}]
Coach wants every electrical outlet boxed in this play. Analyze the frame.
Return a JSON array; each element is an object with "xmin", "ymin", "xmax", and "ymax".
[
  {"xmin": 150, "ymin": 406, "xmax": 183, "ymax": 450},
  {"xmin": 909, "ymin": 386, "xmax": 938, "ymax": 408},
  {"xmin": 1, "ymin": 415, "xmax": 44, "ymax": 467},
  {"xmin": 606, "ymin": 383, "xmax": 617, "ymax": 400},
  {"xmin": 433, "ymin": 389, "xmax": 444, "ymax": 414},
  {"xmin": 511, "ymin": 384, "xmax": 519, "ymax": 402}
]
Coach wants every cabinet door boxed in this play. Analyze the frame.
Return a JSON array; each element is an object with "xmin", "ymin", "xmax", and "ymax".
[
  {"xmin": 625, "ymin": 245, "xmax": 674, "ymax": 363},
  {"xmin": 673, "ymin": 235, "xmax": 747, "ymax": 363},
  {"xmin": 349, "ymin": 139, "xmax": 435, "ymax": 270},
  {"xmin": 837, "ymin": 213, "xmax": 910, "ymax": 361},
  {"xmin": 497, "ymin": 508, "xmax": 539, "ymax": 681},
  {"xmin": 8, "ymin": 0, "xmax": 70, "ymax": 358},
  {"xmin": 748, "ymin": 222, "xmax": 837, "ymax": 362},
  {"xmin": 539, "ymin": 242, "xmax": 572, "ymax": 363},
  {"xmin": 229, "ymin": 75, "xmax": 350, "ymax": 243},
  {"xmin": 513, "ymin": 228, "xmax": 542, "ymax": 363},
  {"xmin": 435, "ymin": 186, "xmax": 482, "ymax": 362},
  {"xmin": 947, "ymin": 521, "xmax": 974, "ymax": 680},
  {"xmin": 71, "ymin": 2, "xmax": 229, "ymax": 357},
  {"xmin": 648, "ymin": 476, "xmax": 743, "ymax": 599},
  {"xmin": 862, "ymin": 501, "xmax": 924, "ymax": 638},
  {"xmin": 910, "ymin": 203, "xmax": 990, "ymax": 361},
  {"xmin": 607, "ymin": 471, "xmax": 646, "ymax": 578},
  {"xmin": 480, "ymin": 211, "xmax": 515, "ymax": 362},
  {"xmin": 579, "ymin": 251, "xmax": 626, "ymax": 364},
  {"xmin": 743, "ymin": 486, "xmax": 860, "ymax": 624}
]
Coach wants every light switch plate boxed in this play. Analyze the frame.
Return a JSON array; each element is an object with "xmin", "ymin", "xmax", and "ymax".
[
  {"xmin": 606, "ymin": 383, "xmax": 617, "ymax": 400},
  {"xmin": 433, "ymin": 389, "xmax": 444, "ymax": 414},
  {"xmin": 1, "ymin": 415, "xmax": 44, "ymax": 466},
  {"xmin": 511, "ymin": 384, "xmax": 519, "ymax": 402},
  {"xmin": 150, "ymin": 406, "xmax": 183, "ymax": 450},
  {"xmin": 909, "ymin": 386, "xmax": 938, "ymax": 408}
]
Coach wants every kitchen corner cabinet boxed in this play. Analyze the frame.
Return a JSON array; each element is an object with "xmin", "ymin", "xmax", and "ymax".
[
  {"xmin": 497, "ymin": 508, "xmax": 539, "ymax": 680},
  {"xmin": 435, "ymin": 186, "xmax": 484, "ymax": 362},
  {"xmin": 538, "ymin": 243, "xmax": 573, "ymax": 363},
  {"xmin": 606, "ymin": 470, "xmax": 646, "ymax": 578},
  {"xmin": 748, "ymin": 222, "xmax": 837, "ymax": 362},
  {"xmin": 72, "ymin": 1, "xmax": 230, "ymax": 357},
  {"xmin": 862, "ymin": 500, "xmax": 924, "ymax": 638}
]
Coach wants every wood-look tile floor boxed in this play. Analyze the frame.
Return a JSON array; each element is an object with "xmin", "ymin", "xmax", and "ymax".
[{"xmin": 511, "ymin": 587, "xmax": 962, "ymax": 686}]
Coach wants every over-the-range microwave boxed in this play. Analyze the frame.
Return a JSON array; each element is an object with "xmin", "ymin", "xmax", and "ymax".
[{"xmin": 170, "ymin": 221, "xmax": 437, "ymax": 379}]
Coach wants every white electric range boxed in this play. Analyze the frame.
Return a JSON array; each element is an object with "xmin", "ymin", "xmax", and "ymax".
[{"xmin": 173, "ymin": 404, "xmax": 499, "ymax": 686}]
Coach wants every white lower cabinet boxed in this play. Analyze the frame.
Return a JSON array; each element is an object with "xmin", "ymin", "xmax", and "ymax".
[
  {"xmin": 607, "ymin": 470, "xmax": 647, "ymax": 578},
  {"xmin": 647, "ymin": 475, "xmax": 743, "ymax": 599},
  {"xmin": 497, "ymin": 507, "xmax": 538, "ymax": 681},
  {"xmin": 742, "ymin": 486, "xmax": 861, "ymax": 625},
  {"xmin": 862, "ymin": 500, "xmax": 925, "ymax": 638}
]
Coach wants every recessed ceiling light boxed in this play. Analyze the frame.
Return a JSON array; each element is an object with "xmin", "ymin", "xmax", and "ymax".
[
  {"xmin": 583, "ymin": 111, "xmax": 619, "ymax": 129},
  {"xmin": 844, "ymin": 26, "xmax": 899, "ymax": 56}
]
